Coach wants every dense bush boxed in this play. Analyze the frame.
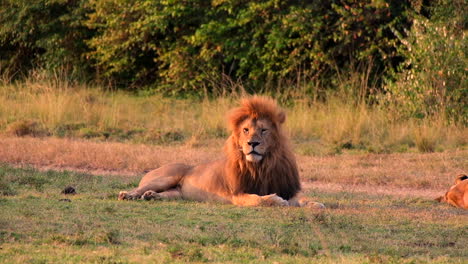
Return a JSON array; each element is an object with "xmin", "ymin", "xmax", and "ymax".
[
  {"xmin": 1, "ymin": 0, "xmax": 412, "ymax": 93},
  {"xmin": 84, "ymin": 0, "xmax": 411, "ymax": 95}
]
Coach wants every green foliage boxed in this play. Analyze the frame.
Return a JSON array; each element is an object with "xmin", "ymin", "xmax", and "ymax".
[
  {"xmin": 0, "ymin": 0, "xmax": 93, "ymax": 80},
  {"xmin": 1, "ymin": 0, "xmax": 412, "ymax": 95},
  {"xmin": 383, "ymin": 0, "xmax": 467, "ymax": 123},
  {"xmin": 84, "ymin": 0, "xmax": 410, "ymax": 94}
]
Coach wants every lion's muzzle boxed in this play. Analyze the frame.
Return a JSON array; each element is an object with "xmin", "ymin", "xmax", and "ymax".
[{"xmin": 246, "ymin": 150, "xmax": 263, "ymax": 162}]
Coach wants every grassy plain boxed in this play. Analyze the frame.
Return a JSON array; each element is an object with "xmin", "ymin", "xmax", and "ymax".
[
  {"xmin": 0, "ymin": 79, "xmax": 467, "ymax": 263},
  {"xmin": 0, "ymin": 165, "xmax": 467, "ymax": 264}
]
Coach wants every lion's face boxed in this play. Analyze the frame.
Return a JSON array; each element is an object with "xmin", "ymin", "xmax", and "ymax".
[{"xmin": 238, "ymin": 118, "xmax": 274, "ymax": 162}]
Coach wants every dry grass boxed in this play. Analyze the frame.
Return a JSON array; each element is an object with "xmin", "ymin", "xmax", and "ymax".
[
  {"xmin": 297, "ymin": 150, "xmax": 467, "ymax": 190},
  {"xmin": 289, "ymin": 99, "xmax": 466, "ymax": 154},
  {"xmin": 0, "ymin": 81, "xmax": 466, "ymax": 153},
  {"xmin": 0, "ymin": 137, "xmax": 220, "ymax": 175},
  {"xmin": 0, "ymin": 136, "xmax": 465, "ymax": 196},
  {"xmin": 0, "ymin": 82, "xmax": 232, "ymax": 142}
]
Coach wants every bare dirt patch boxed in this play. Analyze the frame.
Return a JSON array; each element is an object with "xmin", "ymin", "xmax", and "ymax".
[{"xmin": 0, "ymin": 136, "xmax": 466, "ymax": 198}]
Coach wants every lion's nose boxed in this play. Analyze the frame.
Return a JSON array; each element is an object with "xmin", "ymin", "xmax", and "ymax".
[{"xmin": 248, "ymin": 141, "xmax": 260, "ymax": 148}]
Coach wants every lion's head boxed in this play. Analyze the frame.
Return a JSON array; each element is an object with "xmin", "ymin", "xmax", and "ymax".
[
  {"xmin": 223, "ymin": 96, "xmax": 301, "ymax": 200},
  {"xmin": 227, "ymin": 97, "xmax": 286, "ymax": 163}
]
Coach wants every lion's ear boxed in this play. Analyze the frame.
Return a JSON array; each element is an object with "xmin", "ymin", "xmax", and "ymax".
[
  {"xmin": 455, "ymin": 174, "xmax": 468, "ymax": 184},
  {"xmin": 277, "ymin": 111, "xmax": 286, "ymax": 124}
]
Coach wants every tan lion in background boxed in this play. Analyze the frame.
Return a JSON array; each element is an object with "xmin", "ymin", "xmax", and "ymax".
[
  {"xmin": 118, "ymin": 96, "xmax": 324, "ymax": 208},
  {"xmin": 436, "ymin": 174, "xmax": 468, "ymax": 209}
]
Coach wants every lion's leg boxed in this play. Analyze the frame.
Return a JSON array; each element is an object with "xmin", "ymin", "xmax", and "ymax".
[
  {"xmin": 231, "ymin": 193, "xmax": 289, "ymax": 207},
  {"xmin": 118, "ymin": 164, "xmax": 191, "ymax": 201},
  {"xmin": 288, "ymin": 194, "xmax": 325, "ymax": 209},
  {"xmin": 141, "ymin": 188, "xmax": 182, "ymax": 201}
]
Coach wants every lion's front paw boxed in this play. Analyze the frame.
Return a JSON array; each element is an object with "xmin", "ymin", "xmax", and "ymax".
[
  {"xmin": 118, "ymin": 191, "xmax": 141, "ymax": 200},
  {"xmin": 262, "ymin": 194, "xmax": 289, "ymax": 206},
  {"xmin": 294, "ymin": 197, "xmax": 326, "ymax": 209},
  {"xmin": 141, "ymin": 190, "xmax": 161, "ymax": 201},
  {"xmin": 306, "ymin": 202, "xmax": 326, "ymax": 209},
  {"xmin": 118, "ymin": 191, "xmax": 129, "ymax": 201}
]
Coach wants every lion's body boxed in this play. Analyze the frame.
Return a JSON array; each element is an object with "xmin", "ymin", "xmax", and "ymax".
[
  {"xmin": 436, "ymin": 174, "xmax": 468, "ymax": 209},
  {"xmin": 118, "ymin": 96, "xmax": 322, "ymax": 208}
]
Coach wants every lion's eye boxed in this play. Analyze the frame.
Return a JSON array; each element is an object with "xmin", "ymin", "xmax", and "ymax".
[
  {"xmin": 243, "ymin": 128, "xmax": 249, "ymax": 134},
  {"xmin": 261, "ymin": 128, "xmax": 268, "ymax": 134}
]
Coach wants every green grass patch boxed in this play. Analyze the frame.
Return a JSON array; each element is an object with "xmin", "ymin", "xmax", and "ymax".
[{"xmin": 0, "ymin": 165, "xmax": 466, "ymax": 263}]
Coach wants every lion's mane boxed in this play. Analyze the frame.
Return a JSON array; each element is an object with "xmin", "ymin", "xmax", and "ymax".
[{"xmin": 221, "ymin": 96, "xmax": 301, "ymax": 200}]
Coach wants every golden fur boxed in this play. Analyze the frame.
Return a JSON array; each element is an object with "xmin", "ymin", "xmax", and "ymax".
[
  {"xmin": 436, "ymin": 174, "xmax": 468, "ymax": 209},
  {"xmin": 118, "ymin": 96, "xmax": 323, "ymax": 208}
]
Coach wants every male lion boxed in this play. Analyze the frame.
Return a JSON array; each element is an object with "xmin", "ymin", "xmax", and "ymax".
[
  {"xmin": 118, "ymin": 96, "xmax": 324, "ymax": 208},
  {"xmin": 436, "ymin": 174, "xmax": 468, "ymax": 209}
]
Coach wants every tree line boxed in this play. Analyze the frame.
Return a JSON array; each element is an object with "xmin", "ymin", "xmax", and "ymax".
[{"xmin": 0, "ymin": 0, "xmax": 465, "ymax": 122}]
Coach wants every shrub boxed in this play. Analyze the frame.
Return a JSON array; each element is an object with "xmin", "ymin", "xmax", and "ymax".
[{"xmin": 382, "ymin": 0, "xmax": 467, "ymax": 123}]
